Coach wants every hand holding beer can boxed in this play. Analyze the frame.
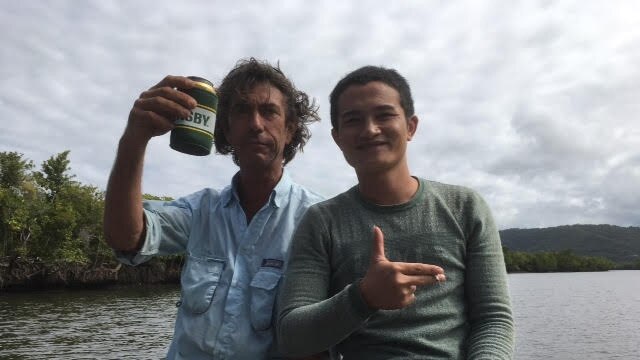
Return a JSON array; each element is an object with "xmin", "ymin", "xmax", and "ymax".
[{"xmin": 170, "ymin": 76, "xmax": 218, "ymax": 156}]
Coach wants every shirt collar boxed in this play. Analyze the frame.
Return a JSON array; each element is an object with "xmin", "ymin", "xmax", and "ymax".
[{"xmin": 222, "ymin": 169, "xmax": 292, "ymax": 208}]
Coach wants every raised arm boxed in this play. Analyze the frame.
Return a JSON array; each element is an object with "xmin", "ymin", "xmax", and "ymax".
[{"xmin": 103, "ymin": 76, "xmax": 197, "ymax": 252}]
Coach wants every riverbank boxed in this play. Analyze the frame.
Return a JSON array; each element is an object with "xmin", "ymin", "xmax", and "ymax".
[
  {"xmin": 0, "ymin": 256, "xmax": 182, "ymax": 292},
  {"xmin": 2, "ymin": 254, "xmax": 636, "ymax": 292}
]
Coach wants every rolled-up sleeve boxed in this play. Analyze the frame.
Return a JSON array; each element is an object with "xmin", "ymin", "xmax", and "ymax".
[{"xmin": 115, "ymin": 198, "xmax": 192, "ymax": 266}]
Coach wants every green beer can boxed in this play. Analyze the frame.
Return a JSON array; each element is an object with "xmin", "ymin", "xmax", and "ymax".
[{"xmin": 170, "ymin": 76, "xmax": 218, "ymax": 156}]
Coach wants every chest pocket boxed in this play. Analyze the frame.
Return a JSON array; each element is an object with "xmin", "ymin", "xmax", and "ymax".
[
  {"xmin": 249, "ymin": 269, "xmax": 282, "ymax": 331},
  {"xmin": 180, "ymin": 255, "xmax": 225, "ymax": 314}
]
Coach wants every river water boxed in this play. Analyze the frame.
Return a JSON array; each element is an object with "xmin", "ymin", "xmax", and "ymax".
[{"xmin": 1, "ymin": 271, "xmax": 639, "ymax": 359}]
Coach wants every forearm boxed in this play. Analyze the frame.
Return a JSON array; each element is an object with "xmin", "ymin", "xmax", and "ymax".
[
  {"xmin": 466, "ymin": 250, "xmax": 514, "ymax": 359},
  {"xmin": 467, "ymin": 303, "xmax": 514, "ymax": 359},
  {"xmin": 278, "ymin": 281, "xmax": 373, "ymax": 357},
  {"xmin": 103, "ymin": 129, "xmax": 149, "ymax": 252}
]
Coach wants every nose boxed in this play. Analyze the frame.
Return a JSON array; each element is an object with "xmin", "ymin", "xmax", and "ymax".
[
  {"xmin": 361, "ymin": 118, "xmax": 381, "ymax": 137},
  {"xmin": 247, "ymin": 110, "xmax": 265, "ymax": 132}
]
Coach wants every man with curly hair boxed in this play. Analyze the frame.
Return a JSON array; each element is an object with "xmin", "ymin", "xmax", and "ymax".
[{"xmin": 104, "ymin": 58, "xmax": 324, "ymax": 359}]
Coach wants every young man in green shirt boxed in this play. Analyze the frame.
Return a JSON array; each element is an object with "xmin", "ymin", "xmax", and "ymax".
[{"xmin": 277, "ymin": 66, "xmax": 514, "ymax": 359}]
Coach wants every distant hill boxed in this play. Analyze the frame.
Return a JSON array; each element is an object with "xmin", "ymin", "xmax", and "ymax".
[{"xmin": 499, "ymin": 224, "xmax": 640, "ymax": 264}]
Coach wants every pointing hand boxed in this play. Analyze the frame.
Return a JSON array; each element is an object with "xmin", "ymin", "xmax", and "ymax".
[{"xmin": 359, "ymin": 226, "xmax": 446, "ymax": 310}]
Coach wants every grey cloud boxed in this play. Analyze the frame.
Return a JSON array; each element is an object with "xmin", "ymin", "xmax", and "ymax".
[{"xmin": 1, "ymin": 0, "xmax": 639, "ymax": 229}]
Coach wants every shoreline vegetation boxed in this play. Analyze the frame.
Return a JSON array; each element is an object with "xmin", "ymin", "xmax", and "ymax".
[
  {"xmin": 1, "ymin": 151, "xmax": 638, "ymax": 292},
  {"xmin": 1, "ymin": 255, "xmax": 182, "ymax": 291}
]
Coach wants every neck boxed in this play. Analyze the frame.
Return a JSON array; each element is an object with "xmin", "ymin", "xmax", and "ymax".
[
  {"xmin": 236, "ymin": 165, "xmax": 283, "ymax": 222},
  {"xmin": 356, "ymin": 164, "xmax": 417, "ymax": 205}
]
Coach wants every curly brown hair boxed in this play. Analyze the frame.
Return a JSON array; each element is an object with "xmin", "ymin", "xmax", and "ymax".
[{"xmin": 213, "ymin": 58, "xmax": 320, "ymax": 165}]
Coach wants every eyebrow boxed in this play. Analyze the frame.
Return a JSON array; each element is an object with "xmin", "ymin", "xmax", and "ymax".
[
  {"xmin": 373, "ymin": 105, "xmax": 398, "ymax": 112},
  {"xmin": 232, "ymin": 98, "xmax": 282, "ymax": 108},
  {"xmin": 260, "ymin": 102, "xmax": 281, "ymax": 108},
  {"xmin": 340, "ymin": 104, "xmax": 397, "ymax": 117},
  {"xmin": 340, "ymin": 110, "xmax": 361, "ymax": 118}
]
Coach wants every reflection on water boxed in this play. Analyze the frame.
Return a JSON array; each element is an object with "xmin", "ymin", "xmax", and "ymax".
[
  {"xmin": 0, "ymin": 284, "xmax": 179, "ymax": 359},
  {"xmin": 1, "ymin": 271, "xmax": 639, "ymax": 359}
]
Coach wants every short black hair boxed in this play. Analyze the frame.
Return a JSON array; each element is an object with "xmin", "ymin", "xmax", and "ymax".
[
  {"xmin": 329, "ymin": 66, "xmax": 414, "ymax": 129},
  {"xmin": 214, "ymin": 58, "xmax": 320, "ymax": 165}
]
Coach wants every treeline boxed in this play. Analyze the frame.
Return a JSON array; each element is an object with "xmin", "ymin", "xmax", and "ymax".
[
  {"xmin": 1, "ymin": 151, "xmax": 638, "ymax": 290},
  {"xmin": 500, "ymin": 224, "xmax": 640, "ymax": 264},
  {"xmin": 502, "ymin": 248, "xmax": 630, "ymax": 273},
  {"xmin": 0, "ymin": 150, "xmax": 180, "ymax": 290}
]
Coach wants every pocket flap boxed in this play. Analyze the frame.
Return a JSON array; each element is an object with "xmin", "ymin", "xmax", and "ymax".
[
  {"xmin": 181, "ymin": 256, "xmax": 225, "ymax": 314},
  {"xmin": 250, "ymin": 270, "xmax": 281, "ymax": 290}
]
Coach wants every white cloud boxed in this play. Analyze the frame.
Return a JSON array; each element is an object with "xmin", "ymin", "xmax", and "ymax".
[{"xmin": 1, "ymin": 0, "xmax": 639, "ymax": 229}]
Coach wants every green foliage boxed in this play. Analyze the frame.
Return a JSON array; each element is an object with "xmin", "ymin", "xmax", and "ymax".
[
  {"xmin": 33, "ymin": 150, "xmax": 76, "ymax": 201},
  {"xmin": 1, "ymin": 150, "xmax": 178, "ymax": 276},
  {"xmin": 0, "ymin": 151, "xmax": 34, "ymax": 189},
  {"xmin": 611, "ymin": 258, "xmax": 640, "ymax": 270},
  {"xmin": 143, "ymin": 194, "xmax": 174, "ymax": 201},
  {"xmin": 0, "ymin": 152, "xmax": 40, "ymax": 258},
  {"xmin": 503, "ymin": 247, "xmax": 616, "ymax": 272}
]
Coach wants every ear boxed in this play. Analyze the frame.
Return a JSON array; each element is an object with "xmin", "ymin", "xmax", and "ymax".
[{"xmin": 407, "ymin": 115, "xmax": 418, "ymax": 141}]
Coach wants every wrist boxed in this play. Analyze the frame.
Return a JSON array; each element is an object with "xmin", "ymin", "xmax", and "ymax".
[
  {"xmin": 351, "ymin": 279, "xmax": 377, "ymax": 317},
  {"xmin": 358, "ymin": 278, "xmax": 376, "ymax": 310},
  {"xmin": 121, "ymin": 126, "xmax": 152, "ymax": 148},
  {"xmin": 116, "ymin": 128, "xmax": 151, "ymax": 162}
]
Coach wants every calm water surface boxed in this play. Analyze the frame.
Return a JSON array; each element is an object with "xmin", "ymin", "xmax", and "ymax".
[
  {"xmin": 509, "ymin": 270, "xmax": 640, "ymax": 359},
  {"xmin": 1, "ymin": 271, "xmax": 639, "ymax": 359}
]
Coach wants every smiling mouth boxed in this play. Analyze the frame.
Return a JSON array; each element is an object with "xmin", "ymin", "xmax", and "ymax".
[{"xmin": 356, "ymin": 142, "xmax": 387, "ymax": 150}]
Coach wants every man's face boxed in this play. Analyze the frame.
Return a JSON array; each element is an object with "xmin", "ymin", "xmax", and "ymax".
[
  {"xmin": 332, "ymin": 81, "xmax": 417, "ymax": 175},
  {"xmin": 226, "ymin": 83, "xmax": 293, "ymax": 170}
]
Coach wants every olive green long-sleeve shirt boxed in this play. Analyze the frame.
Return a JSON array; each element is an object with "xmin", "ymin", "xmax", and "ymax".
[{"xmin": 277, "ymin": 178, "xmax": 514, "ymax": 359}]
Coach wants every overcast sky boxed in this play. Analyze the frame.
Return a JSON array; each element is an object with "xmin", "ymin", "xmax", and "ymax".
[{"xmin": 1, "ymin": 1, "xmax": 638, "ymax": 229}]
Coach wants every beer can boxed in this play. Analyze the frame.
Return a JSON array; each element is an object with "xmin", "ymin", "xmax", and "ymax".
[{"xmin": 170, "ymin": 76, "xmax": 218, "ymax": 156}]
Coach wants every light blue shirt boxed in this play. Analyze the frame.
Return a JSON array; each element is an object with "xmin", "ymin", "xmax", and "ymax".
[{"xmin": 116, "ymin": 170, "xmax": 324, "ymax": 359}]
